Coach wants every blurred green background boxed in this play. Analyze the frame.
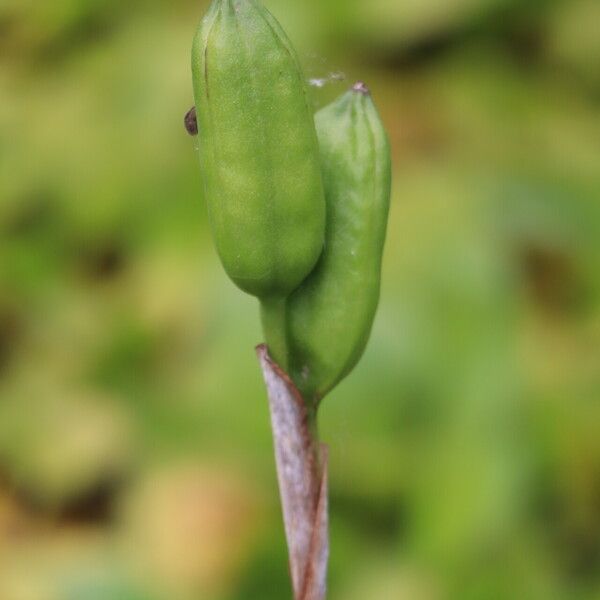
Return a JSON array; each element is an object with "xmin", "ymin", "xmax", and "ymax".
[{"xmin": 1, "ymin": 0, "xmax": 599, "ymax": 598}]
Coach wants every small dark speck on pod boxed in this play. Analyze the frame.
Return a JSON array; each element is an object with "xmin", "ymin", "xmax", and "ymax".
[{"xmin": 185, "ymin": 107, "xmax": 198, "ymax": 136}]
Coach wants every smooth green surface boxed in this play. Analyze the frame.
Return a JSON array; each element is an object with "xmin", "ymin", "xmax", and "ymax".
[
  {"xmin": 283, "ymin": 88, "xmax": 391, "ymax": 402},
  {"xmin": 192, "ymin": 0, "xmax": 325, "ymax": 299}
]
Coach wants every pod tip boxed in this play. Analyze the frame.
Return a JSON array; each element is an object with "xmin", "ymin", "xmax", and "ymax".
[{"xmin": 352, "ymin": 81, "xmax": 370, "ymax": 95}]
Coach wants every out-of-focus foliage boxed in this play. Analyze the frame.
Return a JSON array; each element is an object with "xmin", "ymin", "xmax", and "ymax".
[
  {"xmin": 546, "ymin": 0, "xmax": 600, "ymax": 92},
  {"xmin": 0, "ymin": 0, "xmax": 599, "ymax": 599}
]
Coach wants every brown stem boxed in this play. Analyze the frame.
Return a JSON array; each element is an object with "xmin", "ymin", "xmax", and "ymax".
[{"xmin": 256, "ymin": 344, "xmax": 329, "ymax": 600}]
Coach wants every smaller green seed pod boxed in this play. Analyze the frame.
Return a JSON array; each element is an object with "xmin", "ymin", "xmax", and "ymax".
[{"xmin": 282, "ymin": 83, "xmax": 392, "ymax": 403}]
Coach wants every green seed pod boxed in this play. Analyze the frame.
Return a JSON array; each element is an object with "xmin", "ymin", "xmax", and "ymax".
[
  {"xmin": 191, "ymin": 0, "xmax": 326, "ymax": 301},
  {"xmin": 283, "ymin": 83, "xmax": 392, "ymax": 403}
]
